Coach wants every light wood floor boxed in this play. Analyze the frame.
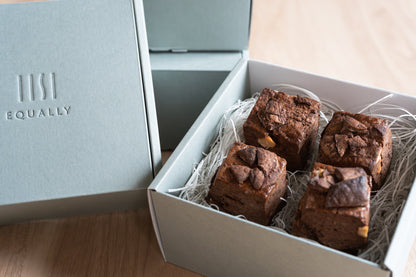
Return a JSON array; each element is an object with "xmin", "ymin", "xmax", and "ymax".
[{"xmin": 1, "ymin": 0, "xmax": 415, "ymax": 276}]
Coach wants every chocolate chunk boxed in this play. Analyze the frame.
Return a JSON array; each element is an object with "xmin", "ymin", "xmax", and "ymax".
[
  {"xmin": 257, "ymin": 148, "xmax": 280, "ymax": 187},
  {"xmin": 250, "ymin": 168, "xmax": 265, "ymax": 190},
  {"xmin": 309, "ymin": 168, "xmax": 335, "ymax": 192},
  {"xmin": 334, "ymin": 167, "xmax": 367, "ymax": 181},
  {"xmin": 348, "ymin": 136, "xmax": 367, "ymax": 150},
  {"xmin": 265, "ymin": 99, "xmax": 282, "ymax": 115},
  {"xmin": 325, "ymin": 176, "xmax": 369, "ymax": 208},
  {"xmin": 294, "ymin": 95, "xmax": 312, "ymax": 106},
  {"xmin": 229, "ymin": 165, "xmax": 251, "ymax": 184},
  {"xmin": 334, "ymin": 134, "xmax": 349, "ymax": 157},
  {"xmin": 311, "ymin": 176, "xmax": 335, "ymax": 192},
  {"xmin": 262, "ymin": 99, "xmax": 286, "ymax": 126},
  {"xmin": 372, "ymin": 124, "xmax": 387, "ymax": 136},
  {"xmin": 309, "ymin": 176, "xmax": 332, "ymax": 192},
  {"xmin": 257, "ymin": 148, "xmax": 277, "ymax": 173},
  {"xmin": 341, "ymin": 115, "xmax": 368, "ymax": 134},
  {"xmin": 235, "ymin": 145, "xmax": 282, "ymax": 189},
  {"xmin": 237, "ymin": 147, "xmax": 257, "ymax": 167}
]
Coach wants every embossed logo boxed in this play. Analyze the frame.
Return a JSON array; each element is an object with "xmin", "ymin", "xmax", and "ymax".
[
  {"xmin": 6, "ymin": 72, "xmax": 71, "ymax": 121},
  {"xmin": 17, "ymin": 73, "xmax": 56, "ymax": 102}
]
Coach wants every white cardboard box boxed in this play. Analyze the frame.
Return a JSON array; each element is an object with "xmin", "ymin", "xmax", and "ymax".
[{"xmin": 148, "ymin": 59, "xmax": 416, "ymax": 277}]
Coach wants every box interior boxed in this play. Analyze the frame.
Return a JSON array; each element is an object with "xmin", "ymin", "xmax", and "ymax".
[
  {"xmin": 150, "ymin": 52, "xmax": 243, "ymax": 149},
  {"xmin": 149, "ymin": 59, "xmax": 416, "ymax": 276},
  {"xmin": 144, "ymin": 0, "xmax": 252, "ymax": 149}
]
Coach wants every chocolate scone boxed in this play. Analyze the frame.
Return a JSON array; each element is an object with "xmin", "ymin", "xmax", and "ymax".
[
  {"xmin": 207, "ymin": 142, "xmax": 287, "ymax": 225},
  {"xmin": 292, "ymin": 162, "xmax": 371, "ymax": 251},
  {"xmin": 243, "ymin": 88, "xmax": 321, "ymax": 171},
  {"xmin": 319, "ymin": 111, "xmax": 392, "ymax": 190}
]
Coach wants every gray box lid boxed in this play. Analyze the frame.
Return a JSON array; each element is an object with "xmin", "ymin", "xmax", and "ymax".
[
  {"xmin": 0, "ymin": 0, "xmax": 160, "ymax": 222},
  {"xmin": 143, "ymin": 0, "xmax": 251, "ymax": 51}
]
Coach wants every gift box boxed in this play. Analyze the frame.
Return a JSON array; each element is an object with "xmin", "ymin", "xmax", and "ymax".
[
  {"xmin": 0, "ymin": 0, "xmax": 162, "ymax": 223},
  {"xmin": 0, "ymin": 0, "xmax": 251, "ymax": 225},
  {"xmin": 3, "ymin": 0, "xmax": 416, "ymax": 276},
  {"xmin": 148, "ymin": 60, "xmax": 416, "ymax": 276}
]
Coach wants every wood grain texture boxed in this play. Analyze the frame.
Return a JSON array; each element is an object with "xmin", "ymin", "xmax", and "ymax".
[
  {"xmin": 0, "ymin": 0, "xmax": 415, "ymax": 276},
  {"xmin": 249, "ymin": 0, "xmax": 416, "ymax": 96},
  {"xmin": 0, "ymin": 210, "xmax": 195, "ymax": 277}
]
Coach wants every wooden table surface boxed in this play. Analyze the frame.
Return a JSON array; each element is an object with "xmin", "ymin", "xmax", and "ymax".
[{"xmin": 1, "ymin": 0, "xmax": 416, "ymax": 276}]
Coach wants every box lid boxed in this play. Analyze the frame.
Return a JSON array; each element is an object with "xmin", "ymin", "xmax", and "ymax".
[
  {"xmin": 143, "ymin": 0, "xmax": 252, "ymax": 52},
  {"xmin": 0, "ymin": 0, "xmax": 160, "ymax": 220}
]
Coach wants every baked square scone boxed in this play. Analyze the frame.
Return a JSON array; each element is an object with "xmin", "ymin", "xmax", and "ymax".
[
  {"xmin": 243, "ymin": 88, "xmax": 321, "ymax": 171},
  {"xmin": 292, "ymin": 162, "xmax": 371, "ymax": 251},
  {"xmin": 319, "ymin": 111, "xmax": 392, "ymax": 190},
  {"xmin": 206, "ymin": 142, "xmax": 287, "ymax": 225}
]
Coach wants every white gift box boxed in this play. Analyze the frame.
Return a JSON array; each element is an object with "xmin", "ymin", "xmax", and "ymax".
[{"xmin": 148, "ymin": 60, "xmax": 416, "ymax": 277}]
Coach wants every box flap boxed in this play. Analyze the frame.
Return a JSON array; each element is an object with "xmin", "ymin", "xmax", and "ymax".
[
  {"xmin": 143, "ymin": 0, "xmax": 251, "ymax": 52},
  {"xmin": 0, "ymin": 0, "xmax": 160, "ymax": 216},
  {"xmin": 149, "ymin": 52, "xmax": 243, "ymax": 71}
]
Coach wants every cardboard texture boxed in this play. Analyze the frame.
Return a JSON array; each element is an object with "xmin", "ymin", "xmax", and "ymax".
[
  {"xmin": 148, "ymin": 60, "xmax": 416, "ymax": 276},
  {"xmin": 0, "ymin": 0, "xmax": 161, "ymax": 224}
]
